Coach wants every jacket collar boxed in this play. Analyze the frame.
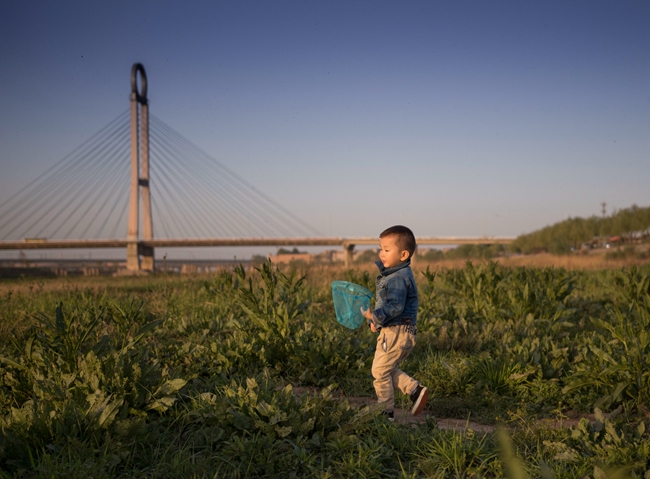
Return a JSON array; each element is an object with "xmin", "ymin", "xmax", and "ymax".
[{"xmin": 375, "ymin": 259, "xmax": 411, "ymax": 277}]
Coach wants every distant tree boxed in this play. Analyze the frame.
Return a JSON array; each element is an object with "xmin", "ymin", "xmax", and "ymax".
[
  {"xmin": 444, "ymin": 244, "xmax": 504, "ymax": 260},
  {"xmin": 251, "ymin": 254, "xmax": 267, "ymax": 264},
  {"xmin": 509, "ymin": 204, "xmax": 650, "ymax": 254},
  {"xmin": 355, "ymin": 249, "xmax": 378, "ymax": 264},
  {"xmin": 419, "ymin": 249, "xmax": 444, "ymax": 262},
  {"xmin": 277, "ymin": 247, "xmax": 305, "ymax": 255}
]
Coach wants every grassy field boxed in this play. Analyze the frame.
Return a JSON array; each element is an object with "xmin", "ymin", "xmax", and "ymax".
[
  {"xmin": 1, "ymin": 259, "xmax": 650, "ymax": 478},
  {"xmin": 416, "ymin": 250, "xmax": 650, "ymax": 270}
]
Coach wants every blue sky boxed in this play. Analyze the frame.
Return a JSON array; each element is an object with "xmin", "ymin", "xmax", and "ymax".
[{"xmin": 1, "ymin": 1, "xmax": 649, "ymax": 256}]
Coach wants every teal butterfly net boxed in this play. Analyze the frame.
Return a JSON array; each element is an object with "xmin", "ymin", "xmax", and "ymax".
[{"xmin": 331, "ymin": 281, "xmax": 374, "ymax": 329}]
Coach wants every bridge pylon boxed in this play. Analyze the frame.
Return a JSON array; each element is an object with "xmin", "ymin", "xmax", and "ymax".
[{"xmin": 126, "ymin": 63, "xmax": 154, "ymax": 272}]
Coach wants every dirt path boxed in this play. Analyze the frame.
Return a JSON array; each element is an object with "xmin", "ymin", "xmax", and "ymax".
[
  {"xmin": 346, "ymin": 394, "xmax": 596, "ymax": 432},
  {"xmin": 293, "ymin": 387, "xmax": 594, "ymax": 433},
  {"xmin": 345, "ymin": 394, "xmax": 496, "ymax": 432}
]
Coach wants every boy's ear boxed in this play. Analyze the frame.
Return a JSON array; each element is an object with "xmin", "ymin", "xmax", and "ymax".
[{"xmin": 400, "ymin": 250, "xmax": 410, "ymax": 261}]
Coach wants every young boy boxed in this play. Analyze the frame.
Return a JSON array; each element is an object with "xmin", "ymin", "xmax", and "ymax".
[{"xmin": 361, "ymin": 225, "xmax": 428, "ymax": 421}]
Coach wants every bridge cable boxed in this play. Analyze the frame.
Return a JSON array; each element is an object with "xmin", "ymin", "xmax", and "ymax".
[
  {"xmin": 0, "ymin": 110, "xmax": 129, "ymax": 211},
  {"xmin": 57, "ymin": 137, "xmax": 131, "ymax": 238},
  {"xmin": 156, "ymin": 115, "xmax": 322, "ymax": 236},
  {"xmin": 109, "ymin": 193, "xmax": 130, "ymax": 239},
  {"xmin": 150, "ymin": 128, "xmax": 286, "ymax": 237},
  {"xmin": 0, "ymin": 117, "xmax": 130, "ymax": 238},
  {"xmin": 147, "ymin": 146, "xmax": 211, "ymax": 238},
  {"xmin": 83, "ymin": 165, "xmax": 130, "ymax": 238},
  {"xmin": 150, "ymin": 136, "xmax": 256, "ymax": 237},
  {"xmin": 150, "ymin": 114, "xmax": 322, "ymax": 237},
  {"xmin": 48, "ymin": 132, "xmax": 130, "ymax": 238},
  {"xmin": 147, "ymin": 161, "xmax": 188, "ymax": 239},
  {"xmin": 22, "ymin": 128, "xmax": 131, "ymax": 239},
  {"xmin": 0, "ymin": 112, "xmax": 129, "ymax": 226},
  {"xmin": 149, "ymin": 136, "xmax": 250, "ymax": 237},
  {"xmin": 150, "ymin": 119, "xmax": 301, "ymax": 237},
  {"xmin": 14, "ymin": 126, "xmax": 129, "ymax": 239},
  {"xmin": 146, "ymin": 150, "xmax": 192, "ymax": 239},
  {"xmin": 150, "ymin": 195, "xmax": 171, "ymax": 238},
  {"xmin": 84, "ymin": 165, "xmax": 130, "ymax": 238},
  {"xmin": 150, "ymin": 116, "xmax": 299, "ymax": 236},
  {"xmin": 148, "ymin": 148, "xmax": 206, "ymax": 238}
]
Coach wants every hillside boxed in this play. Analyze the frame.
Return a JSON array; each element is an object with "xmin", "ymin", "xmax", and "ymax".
[{"xmin": 511, "ymin": 204, "xmax": 650, "ymax": 254}]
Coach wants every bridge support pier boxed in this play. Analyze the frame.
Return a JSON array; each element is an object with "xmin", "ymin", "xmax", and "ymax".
[
  {"xmin": 343, "ymin": 243, "xmax": 355, "ymax": 268},
  {"xmin": 140, "ymin": 244, "xmax": 154, "ymax": 271},
  {"xmin": 126, "ymin": 242, "xmax": 155, "ymax": 273},
  {"xmin": 126, "ymin": 242, "xmax": 139, "ymax": 271}
]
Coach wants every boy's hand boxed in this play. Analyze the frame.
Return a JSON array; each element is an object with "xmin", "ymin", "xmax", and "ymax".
[
  {"xmin": 360, "ymin": 306, "xmax": 372, "ymax": 320},
  {"xmin": 360, "ymin": 307, "xmax": 378, "ymax": 333}
]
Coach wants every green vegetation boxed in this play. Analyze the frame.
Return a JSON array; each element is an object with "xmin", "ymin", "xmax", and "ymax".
[
  {"xmin": 1, "ymin": 261, "xmax": 650, "ymax": 477},
  {"xmin": 436, "ymin": 244, "xmax": 505, "ymax": 260},
  {"xmin": 356, "ymin": 244, "xmax": 507, "ymax": 264},
  {"xmin": 354, "ymin": 248, "xmax": 379, "ymax": 264},
  {"xmin": 277, "ymin": 247, "xmax": 307, "ymax": 255},
  {"xmin": 512, "ymin": 204, "xmax": 650, "ymax": 254}
]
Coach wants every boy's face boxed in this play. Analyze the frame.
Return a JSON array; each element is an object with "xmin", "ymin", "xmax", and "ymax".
[{"xmin": 378, "ymin": 235, "xmax": 409, "ymax": 269}]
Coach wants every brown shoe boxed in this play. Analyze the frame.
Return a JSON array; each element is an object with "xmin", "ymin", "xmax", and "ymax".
[{"xmin": 410, "ymin": 385, "xmax": 429, "ymax": 416}]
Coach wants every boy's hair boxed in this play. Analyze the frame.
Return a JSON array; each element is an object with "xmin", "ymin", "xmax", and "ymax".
[{"xmin": 380, "ymin": 225, "xmax": 417, "ymax": 258}]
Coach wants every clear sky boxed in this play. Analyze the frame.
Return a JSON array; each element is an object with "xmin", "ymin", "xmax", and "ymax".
[{"xmin": 1, "ymin": 1, "xmax": 649, "ymax": 249}]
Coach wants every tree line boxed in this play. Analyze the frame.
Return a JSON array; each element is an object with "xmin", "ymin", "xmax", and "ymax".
[
  {"xmin": 412, "ymin": 204, "xmax": 650, "ymax": 260},
  {"xmin": 510, "ymin": 204, "xmax": 650, "ymax": 254}
]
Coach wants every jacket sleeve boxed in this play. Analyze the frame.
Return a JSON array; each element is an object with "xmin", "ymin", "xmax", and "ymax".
[{"xmin": 372, "ymin": 276, "xmax": 408, "ymax": 327}]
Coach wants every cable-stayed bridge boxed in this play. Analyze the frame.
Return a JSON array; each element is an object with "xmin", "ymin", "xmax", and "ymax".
[{"xmin": 0, "ymin": 64, "xmax": 513, "ymax": 271}]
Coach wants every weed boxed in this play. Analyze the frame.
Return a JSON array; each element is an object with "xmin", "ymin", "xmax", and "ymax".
[{"xmin": 2, "ymin": 263, "xmax": 650, "ymax": 476}]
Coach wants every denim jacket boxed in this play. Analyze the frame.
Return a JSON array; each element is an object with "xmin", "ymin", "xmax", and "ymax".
[{"xmin": 371, "ymin": 259, "xmax": 418, "ymax": 329}]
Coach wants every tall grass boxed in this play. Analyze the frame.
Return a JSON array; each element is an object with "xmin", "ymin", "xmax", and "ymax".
[{"xmin": 1, "ymin": 261, "xmax": 650, "ymax": 477}]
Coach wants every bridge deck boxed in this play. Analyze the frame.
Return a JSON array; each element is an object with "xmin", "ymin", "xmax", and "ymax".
[{"xmin": 0, "ymin": 237, "xmax": 514, "ymax": 250}]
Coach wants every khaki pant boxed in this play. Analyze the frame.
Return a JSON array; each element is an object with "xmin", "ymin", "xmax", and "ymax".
[{"xmin": 371, "ymin": 324, "xmax": 419, "ymax": 412}]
